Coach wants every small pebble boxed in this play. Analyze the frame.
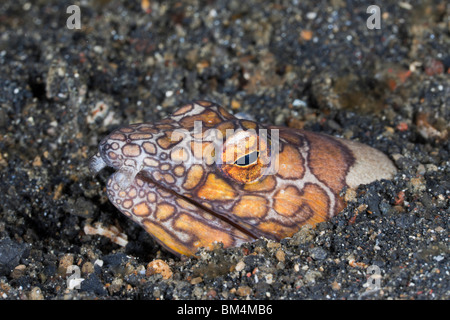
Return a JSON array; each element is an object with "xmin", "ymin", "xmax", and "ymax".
[
  {"xmin": 275, "ymin": 249, "xmax": 285, "ymax": 262},
  {"xmin": 11, "ymin": 264, "xmax": 26, "ymax": 279},
  {"xmin": 265, "ymin": 274, "xmax": 273, "ymax": 284},
  {"xmin": 32, "ymin": 156, "xmax": 42, "ymax": 167},
  {"xmin": 409, "ymin": 176, "xmax": 426, "ymax": 193},
  {"xmin": 59, "ymin": 254, "xmax": 74, "ymax": 269},
  {"xmin": 300, "ymin": 30, "xmax": 313, "ymax": 41},
  {"xmin": 235, "ymin": 260, "xmax": 246, "ymax": 272},
  {"xmin": 231, "ymin": 99, "xmax": 241, "ymax": 110},
  {"xmin": 206, "ymin": 289, "xmax": 217, "ymax": 299},
  {"xmin": 190, "ymin": 277, "xmax": 203, "ymax": 285},
  {"xmin": 192, "ymin": 286, "xmax": 203, "ymax": 299},
  {"xmin": 310, "ymin": 247, "xmax": 328, "ymax": 260},
  {"xmin": 58, "ymin": 254, "xmax": 74, "ymax": 275},
  {"xmin": 236, "ymin": 286, "xmax": 252, "ymax": 297},
  {"xmin": 344, "ymin": 188, "xmax": 357, "ymax": 202},
  {"xmin": 29, "ymin": 287, "xmax": 44, "ymax": 300},
  {"xmin": 94, "ymin": 259, "xmax": 104, "ymax": 268},
  {"xmin": 304, "ymin": 270, "xmax": 322, "ymax": 284},
  {"xmin": 81, "ymin": 261, "xmax": 95, "ymax": 275},
  {"xmin": 289, "ymin": 225, "xmax": 315, "ymax": 245},
  {"xmin": 146, "ymin": 259, "xmax": 173, "ymax": 279},
  {"xmin": 306, "ymin": 12, "xmax": 317, "ymax": 20},
  {"xmin": 416, "ymin": 164, "xmax": 426, "ymax": 175},
  {"xmin": 266, "ymin": 241, "xmax": 281, "ymax": 250},
  {"xmin": 108, "ymin": 278, "xmax": 123, "ymax": 294},
  {"xmin": 331, "ymin": 281, "xmax": 341, "ymax": 291}
]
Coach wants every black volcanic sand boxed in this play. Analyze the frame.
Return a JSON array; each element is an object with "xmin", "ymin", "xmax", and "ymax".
[{"xmin": 0, "ymin": 0, "xmax": 448, "ymax": 300}]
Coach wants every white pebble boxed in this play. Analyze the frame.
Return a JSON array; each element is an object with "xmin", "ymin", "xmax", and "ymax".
[
  {"xmin": 292, "ymin": 99, "xmax": 306, "ymax": 107},
  {"xmin": 306, "ymin": 12, "xmax": 317, "ymax": 20},
  {"xmin": 235, "ymin": 260, "xmax": 246, "ymax": 272}
]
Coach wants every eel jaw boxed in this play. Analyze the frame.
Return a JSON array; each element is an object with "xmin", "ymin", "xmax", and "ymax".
[
  {"xmin": 89, "ymin": 153, "xmax": 139, "ymax": 190},
  {"xmin": 88, "ymin": 152, "xmax": 258, "ymax": 256},
  {"xmin": 104, "ymin": 171, "xmax": 256, "ymax": 256}
]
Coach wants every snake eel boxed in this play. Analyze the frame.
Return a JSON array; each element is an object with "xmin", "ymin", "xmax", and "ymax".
[{"xmin": 89, "ymin": 100, "xmax": 396, "ymax": 257}]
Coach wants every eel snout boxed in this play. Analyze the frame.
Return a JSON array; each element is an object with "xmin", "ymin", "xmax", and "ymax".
[
  {"xmin": 88, "ymin": 152, "xmax": 107, "ymax": 175},
  {"xmin": 89, "ymin": 152, "xmax": 141, "ymax": 190}
]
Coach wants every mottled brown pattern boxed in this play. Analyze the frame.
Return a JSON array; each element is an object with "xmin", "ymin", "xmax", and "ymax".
[
  {"xmin": 183, "ymin": 164, "xmax": 204, "ymax": 190},
  {"xmin": 276, "ymin": 144, "xmax": 305, "ymax": 179},
  {"xmin": 233, "ymin": 195, "xmax": 268, "ymax": 218},
  {"xmin": 90, "ymin": 100, "xmax": 396, "ymax": 257},
  {"xmin": 122, "ymin": 144, "xmax": 141, "ymax": 157},
  {"xmin": 172, "ymin": 104, "xmax": 193, "ymax": 116},
  {"xmin": 243, "ymin": 175, "xmax": 276, "ymax": 192},
  {"xmin": 197, "ymin": 173, "xmax": 237, "ymax": 200},
  {"xmin": 304, "ymin": 132, "xmax": 355, "ymax": 194},
  {"xmin": 180, "ymin": 109, "xmax": 223, "ymax": 128},
  {"xmin": 130, "ymin": 133, "xmax": 153, "ymax": 140}
]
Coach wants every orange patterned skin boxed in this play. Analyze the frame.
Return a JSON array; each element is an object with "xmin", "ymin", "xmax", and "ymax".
[{"xmin": 89, "ymin": 100, "xmax": 397, "ymax": 257}]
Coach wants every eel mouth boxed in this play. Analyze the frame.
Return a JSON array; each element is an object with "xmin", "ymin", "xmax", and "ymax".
[
  {"xmin": 148, "ymin": 173, "xmax": 259, "ymax": 239},
  {"xmin": 136, "ymin": 171, "xmax": 260, "ymax": 241},
  {"xmin": 89, "ymin": 153, "xmax": 259, "ymax": 245}
]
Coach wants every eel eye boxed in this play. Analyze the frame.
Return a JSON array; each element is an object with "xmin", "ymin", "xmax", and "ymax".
[
  {"xmin": 218, "ymin": 129, "xmax": 271, "ymax": 184},
  {"xmin": 235, "ymin": 151, "xmax": 259, "ymax": 167}
]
